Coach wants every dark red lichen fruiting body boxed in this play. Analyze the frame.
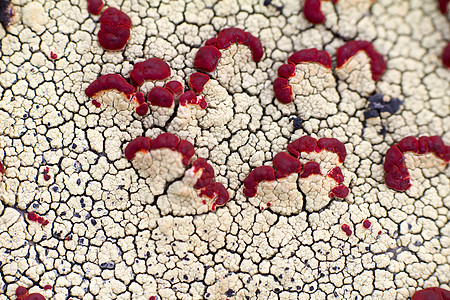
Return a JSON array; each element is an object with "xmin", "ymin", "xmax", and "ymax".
[
  {"xmin": 16, "ymin": 286, "xmax": 28, "ymax": 297},
  {"xmin": 442, "ymin": 42, "xmax": 450, "ymax": 67},
  {"xmin": 49, "ymin": 51, "xmax": 57, "ymax": 60},
  {"xmin": 328, "ymin": 166, "xmax": 344, "ymax": 184},
  {"xmin": 87, "ymin": 0, "xmax": 104, "ymax": 15},
  {"xmin": 189, "ymin": 72, "xmax": 210, "ymax": 94},
  {"xmin": 133, "ymin": 92, "xmax": 149, "ymax": 116},
  {"xmin": 130, "ymin": 58, "xmax": 171, "ymax": 87},
  {"xmin": 363, "ymin": 219, "xmax": 372, "ymax": 229},
  {"xmin": 177, "ymin": 140, "xmax": 195, "ymax": 166},
  {"xmin": 317, "ymin": 137, "xmax": 347, "ymax": 163},
  {"xmin": 336, "ymin": 40, "xmax": 386, "ymax": 81},
  {"xmin": 287, "ymin": 136, "xmax": 318, "ymax": 157},
  {"xmin": 164, "ymin": 80, "xmax": 183, "ymax": 97},
  {"xmin": 329, "ymin": 184, "xmax": 349, "ymax": 199},
  {"xmin": 27, "ymin": 212, "xmax": 38, "ymax": 222},
  {"xmin": 43, "ymin": 285, "xmax": 52, "ymax": 290},
  {"xmin": 179, "ymin": 91, "xmax": 207, "ymax": 109},
  {"xmin": 412, "ymin": 287, "xmax": 450, "ymax": 300},
  {"xmin": 438, "ymin": 0, "xmax": 450, "ymax": 14},
  {"xmin": 303, "ymin": 0, "xmax": 325, "ymax": 24},
  {"xmin": 273, "ymin": 77, "xmax": 293, "ymax": 104},
  {"xmin": 150, "ymin": 133, "xmax": 179, "ymax": 151},
  {"xmin": 0, "ymin": 161, "xmax": 5, "ymax": 175},
  {"xmin": 85, "ymin": 74, "xmax": 135, "ymax": 99},
  {"xmin": 277, "ymin": 64, "xmax": 296, "ymax": 79},
  {"xmin": 194, "ymin": 46, "xmax": 222, "ymax": 73},
  {"xmin": 341, "ymin": 224, "xmax": 352, "ymax": 236},
  {"xmin": 97, "ymin": 7, "xmax": 132, "ymax": 51},
  {"xmin": 288, "ymin": 48, "xmax": 332, "ymax": 68},
  {"xmin": 273, "ymin": 152, "xmax": 301, "ymax": 179},
  {"xmin": 300, "ymin": 161, "xmax": 321, "ymax": 178},
  {"xmin": 147, "ymin": 87, "xmax": 174, "ymax": 108},
  {"xmin": 243, "ymin": 166, "xmax": 276, "ymax": 197},
  {"xmin": 24, "ymin": 293, "xmax": 46, "ymax": 300},
  {"xmin": 124, "ymin": 136, "xmax": 151, "ymax": 160}
]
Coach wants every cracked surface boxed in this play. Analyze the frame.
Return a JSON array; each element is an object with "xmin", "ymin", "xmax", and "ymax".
[{"xmin": 0, "ymin": 0, "xmax": 449, "ymax": 299}]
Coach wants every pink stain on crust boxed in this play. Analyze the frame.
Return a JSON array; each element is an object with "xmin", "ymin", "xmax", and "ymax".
[
  {"xmin": 189, "ymin": 72, "xmax": 210, "ymax": 94},
  {"xmin": 98, "ymin": 7, "xmax": 132, "ymax": 51},
  {"xmin": 336, "ymin": 40, "xmax": 386, "ymax": 81},
  {"xmin": 87, "ymin": 0, "xmax": 104, "ymax": 15},
  {"xmin": 274, "ymin": 49, "xmax": 331, "ymax": 104},
  {"xmin": 85, "ymin": 74, "xmax": 135, "ymax": 99},
  {"xmin": 384, "ymin": 136, "xmax": 449, "ymax": 191},
  {"xmin": 442, "ymin": 42, "xmax": 450, "ymax": 68},
  {"xmin": 192, "ymin": 158, "xmax": 230, "ymax": 211},
  {"xmin": 125, "ymin": 133, "xmax": 195, "ymax": 166},
  {"xmin": 412, "ymin": 287, "xmax": 450, "ymax": 300},
  {"xmin": 130, "ymin": 58, "xmax": 171, "ymax": 87}
]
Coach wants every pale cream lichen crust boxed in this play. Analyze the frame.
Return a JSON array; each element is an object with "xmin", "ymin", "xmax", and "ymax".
[{"xmin": 0, "ymin": 0, "xmax": 449, "ymax": 299}]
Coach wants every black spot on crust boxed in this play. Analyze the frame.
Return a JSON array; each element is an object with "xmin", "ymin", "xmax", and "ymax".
[{"xmin": 0, "ymin": 0, "xmax": 14, "ymax": 29}]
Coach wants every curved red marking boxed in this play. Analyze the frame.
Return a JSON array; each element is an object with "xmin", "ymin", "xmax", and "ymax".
[
  {"xmin": 147, "ymin": 87, "xmax": 174, "ymax": 108},
  {"xmin": 439, "ymin": 0, "xmax": 450, "ymax": 14},
  {"xmin": 300, "ymin": 161, "xmax": 321, "ymax": 178},
  {"xmin": 328, "ymin": 166, "xmax": 344, "ymax": 183},
  {"xmin": 87, "ymin": 0, "xmax": 104, "ymax": 15},
  {"xmin": 189, "ymin": 72, "xmax": 210, "ymax": 94},
  {"xmin": 341, "ymin": 224, "xmax": 352, "ymax": 236},
  {"xmin": 287, "ymin": 136, "xmax": 318, "ymax": 157},
  {"xmin": 164, "ymin": 80, "xmax": 183, "ymax": 97},
  {"xmin": 98, "ymin": 7, "xmax": 131, "ymax": 51},
  {"xmin": 244, "ymin": 32, "xmax": 264, "ymax": 62},
  {"xmin": 273, "ymin": 77, "xmax": 293, "ymax": 104},
  {"xmin": 43, "ymin": 285, "xmax": 52, "ymax": 290},
  {"xmin": 384, "ymin": 136, "xmax": 449, "ymax": 191},
  {"xmin": 303, "ymin": 0, "xmax": 325, "ymax": 24},
  {"xmin": 0, "ymin": 161, "xmax": 5, "ymax": 175},
  {"xmin": 317, "ymin": 137, "xmax": 347, "ymax": 163},
  {"xmin": 130, "ymin": 58, "xmax": 171, "ymax": 87},
  {"xmin": 194, "ymin": 46, "xmax": 222, "ymax": 73},
  {"xmin": 85, "ymin": 74, "xmax": 134, "ymax": 99},
  {"xmin": 243, "ymin": 166, "xmax": 276, "ymax": 197},
  {"xmin": 124, "ymin": 136, "xmax": 151, "ymax": 160},
  {"xmin": 412, "ymin": 287, "xmax": 450, "ymax": 300},
  {"xmin": 49, "ymin": 51, "xmax": 57, "ymax": 60},
  {"xmin": 288, "ymin": 49, "xmax": 332, "ymax": 68},
  {"xmin": 336, "ymin": 40, "xmax": 386, "ymax": 81},
  {"xmin": 274, "ymin": 48, "xmax": 331, "ymax": 104},
  {"xmin": 273, "ymin": 152, "xmax": 301, "ymax": 179}
]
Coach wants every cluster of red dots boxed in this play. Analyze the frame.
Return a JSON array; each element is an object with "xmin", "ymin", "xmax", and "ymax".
[
  {"xmin": 27, "ymin": 212, "xmax": 49, "ymax": 226},
  {"xmin": 341, "ymin": 219, "xmax": 373, "ymax": 237},
  {"xmin": 15, "ymin": 286, "xmax": 46, "ymax": 300}
]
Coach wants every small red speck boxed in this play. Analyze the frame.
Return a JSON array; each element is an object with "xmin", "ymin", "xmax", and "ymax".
[
  {"xmin": 378, "ymin": 230, "xmax": 382, "ymax": 235},
  {"xmin": 261, "ymin": 207, "xmax": 265, "ymax": 210},
  {"xmin": 43, "ymin": 285, "xmax": 52, "ymax": 290},
  {"xmin": 65, "ymin": 235, "xmax": 72, "ymax": 241},
  {"xmin": 266, "ymin": 202, "xmax": 271, "ymax": 207},
  {"xmin": 42, "ymin": 220, "xmax": 49, "ymax": 226},
  {"xmin": 49, "ymin": 51, "xmax": 57, "ymax": 60},
  {"xmin": 37, "ymin": 216, "xmax": 44, "ymax": 224},
  {"xmin": 202, "ymin": 200, "xmax": 207, "ymax": 205},
  {"xmin": 149, "ymin": 297, "xmax": 156, "ymax": 300},
  {"xmin": 92, "ymin": 100, "xmax": 101, "ymax": 108},
  {"xmin": 363, "ymin": 219, "xmax": 372, "ymax": 229},
  {"xmin": 43, "ymin": 174, "xmax": 51, "ymax": 181},
  {"xmin": 341, "ymin": 224, "xmax": 352, "ymax": 236}
]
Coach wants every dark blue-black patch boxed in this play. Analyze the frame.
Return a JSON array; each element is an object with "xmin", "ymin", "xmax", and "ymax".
[
  {"xmin": 289, "ymin": 116, "xmax": 303, "ymax": 129},
  {"xmin": 0, "ymin": 0, "xmax": 13, "ymax": 29},
  {"xmin": 364, "ymin": 93, "xmax": 403, "ymax": 119}
]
